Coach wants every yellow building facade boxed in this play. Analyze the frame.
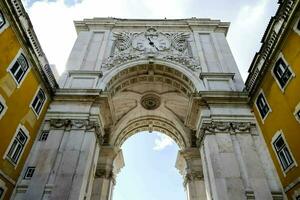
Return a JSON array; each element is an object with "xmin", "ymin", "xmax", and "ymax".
[
  {"xmin": 246, "ymin": 1, "xmax": 300, "ymax": 199},
  {"xmin": 0, "ymin": 1, "xmax": 57, "ymax": 199}
]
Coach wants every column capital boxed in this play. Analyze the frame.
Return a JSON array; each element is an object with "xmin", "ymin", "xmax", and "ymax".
[{"xmin": 196, "ymin": 120, "xmax": 255, "ymax": 146}]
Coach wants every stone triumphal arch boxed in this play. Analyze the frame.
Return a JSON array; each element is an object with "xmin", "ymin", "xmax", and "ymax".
[{"xmin": 12, "ymin": 18, "xmax": 284, "ymax": 200}]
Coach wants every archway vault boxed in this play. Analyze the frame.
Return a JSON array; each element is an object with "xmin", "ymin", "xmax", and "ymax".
[
  {"xmin": 112, "ymin": 116, "xmax": 189, "ymax": 149},
  {"xmin": 103, "ymin": 62, "xmax": 197, "ymax": 149}
]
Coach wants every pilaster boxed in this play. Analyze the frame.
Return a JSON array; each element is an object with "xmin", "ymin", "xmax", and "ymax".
[
  {"xmin": 91, "ymin": 146, "xmax": 124, "ymax": 200},
  {"xmin": 176, "ymin": 148, "xmax": 207, "ymax": 200},
  {"xmin": 197, "ymin": 120, "xmax": 283, "ymax": 200}
]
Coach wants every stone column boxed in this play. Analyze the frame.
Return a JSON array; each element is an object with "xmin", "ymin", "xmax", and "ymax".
[
  {"xmin": 176, "ymin": 148, "xmax": 207, "ymax": 200},
  {"xmin": 197, "ymin": 121, "xmax": 283, "ymax": 200},
  {"xmin": 91, "ymin": 146, "xmax": 124, "ymax": 200}
]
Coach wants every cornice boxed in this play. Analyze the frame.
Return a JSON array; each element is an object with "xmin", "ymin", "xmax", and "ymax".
[
  {"xmin": 74, "ymin": 17, "xmax": 230, "ymax": 35},
  {"xmin": 245, "ymin": 0, "xmax": 299, "ymax": 98},
  {"xmin": 2, "ymin": 0, "xmax": 59, "ymax": 94}
]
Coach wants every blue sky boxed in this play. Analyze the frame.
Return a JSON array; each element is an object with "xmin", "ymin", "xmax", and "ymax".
[
  {"xmin": 114, "ymin": 132, "xmax": 184, "ymax": 200},
  {"xmin": 21, "ymin": 0, "xmax": 279, "ymax": 199}
]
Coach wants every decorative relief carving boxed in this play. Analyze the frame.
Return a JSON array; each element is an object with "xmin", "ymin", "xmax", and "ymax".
[
  {"xmin": 95, "ymin": 165, "xmax": 117, "ymax": 184},
  {"xmin": 103, "ymin": 28, "xmax": 200, "ymax": 71},
  {"xmin": 200, "ymin": 121, "xmax": 252, "ymax": 134},
  {"xmin": 197, "ymin": 121, "xmax": 254, "ymax": 146},
  {"xmin": 140, "ymin": 94, "xmax": 161, "ymax": 110},
  {"xmin": 184, "ymin": 171, "xmax": 204, "ymax": 186},
  {"xmin": 49, "ymin": 119, "xmax": 103, "ymax": 144}
]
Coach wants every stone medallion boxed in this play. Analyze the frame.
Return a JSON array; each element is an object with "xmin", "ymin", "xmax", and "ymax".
[{"xmin": 141, "ymin": 94, "xmax": 161, "ymax": 110}]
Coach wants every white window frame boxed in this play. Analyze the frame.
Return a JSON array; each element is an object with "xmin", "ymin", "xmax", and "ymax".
[
  {"xmin": 271, "ymin": 130, "xmax": 297, "ymax": 176},
  {"xmin": 30, "ymin": 87, "xmax": 47, "ymax": 118},
  {"xmin": 0, "ymin": 179, "xmax": 7, "ymax": 200},
  {"xmin": 255, "ymin": 90, "xmax": 272, "ymax": 123},
  {"xmin": 293, "ymin": 16, "xmax": 300, "ymax": 35},
  {"xmin": 7, "ymin": 49, "xmax": 31, "ymax": 88},
  {"xmin": 294, "ymin": 102, "xmax": 300, "ymax": 123},
  {"xmin": 271, "ymin": 53, "xmax": 295, "ymax": 92},
  {"xmin": 0, "ymin": 9, "xmax": 9, "ymax": 34},
  {"xmin": 23, "ymin": 166, "xmax": 35, "ymax": 180},
  {"xmin": 38, "ymin": 130, "xmax": 49, "ymax": 141},
  {"xmin": 0, "ymin": 95, "xmax": 7, "ymax": 120},
  {"xmin": 3, "ymin": 124, "xmax": 30, "ymax": 168}
]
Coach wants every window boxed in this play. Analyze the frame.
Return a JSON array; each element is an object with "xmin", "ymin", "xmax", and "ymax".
[
  {"xmin": 272, "ymin": 57, "xmax": 293, "ymax": 89},
  {"xmin": 0, "ymin": 187, "xmax": 3, "ymax": 199},
  {"xmin": 31, "ymin": 88, "xmax": 46, "ymax": 116},
  {"xmin": 297, "ymin": 20, "xmax": 300, "ymax": 31},
  {"xmin": 0, "ymin": 95, "xmax": 7, "ymax": 120},
  {"xmin": 294, "ymin": 17, "xmax": 300, "ymax": 35},
  {"xmin": 24, "ymin": 167, "xmax": 35, "ymax": 179},
  {"xmin": 256, "ymin": 92, "xmax": 270, "ymax": 120},
  {"xmin": 294, "ymin": 103, "xmax": 300, "ymax": 123},
  {"xmin": 8, "ymin": 53, "xmax": 29, "ymax": 85},
  {"xmin": 273, "ymin": 133, "xmax": 295, "ymax": 171},
  {"xmin": 6, "ymin": 126, "xmax": 29, "ymax": 165},
  {"xmin": 0, "ymin": 10, "xmax": 5, "ymax": 29},
  {"xmin": 39, "ymin": 131, "xmax": 49, "ymax": 141}
]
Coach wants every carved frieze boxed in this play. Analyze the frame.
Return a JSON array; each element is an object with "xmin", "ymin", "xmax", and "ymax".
[
  {"xmin": 49, "ymin": 119, "xmax": 103, "ymax": 144},
  {"xmin": 197, "ymin": 121, "xmax": 254, "ymax": 146},
  {"xmin": 103, "ymin": 28, "xmax": 200, "ymax": 71},
  {"xmin": 183, "ymin": 171, "xmax": 204, "ymax": 187}
]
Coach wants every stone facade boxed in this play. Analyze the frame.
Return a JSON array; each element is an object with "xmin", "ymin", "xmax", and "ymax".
[{"xmin": 12, "ymin": 18, "xmax": 283, "ymax": 200}]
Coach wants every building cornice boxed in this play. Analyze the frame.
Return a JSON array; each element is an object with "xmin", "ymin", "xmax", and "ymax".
[
  {"xmin": 245, "ymin": 0, "xmax": 299, "ymax": 100},
  {"xmin": 1, "ymin": 0, "xmax": 58, "ymax": 94},
  {"xmin": 74, "ymin": 17, "xmax": 230, "ymax": 35}
]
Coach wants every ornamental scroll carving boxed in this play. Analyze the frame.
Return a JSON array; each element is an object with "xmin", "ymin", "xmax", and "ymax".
[
  {"xmin": 49, "ymin": 119, "xmax": 103, "ymax": 144},
  {"xmin": 103, "ymin": 28, "xmax": 200, "ymax": 71},
  {"xmin": 197, "ymin": 121, "xmax": 254, "ymax": 146},
  {"xmin": 95, "ymin": 167, "xmax": 116, "ymax": 184},
  {"xmin": 184, "ymin": 171, "xmax": 204, "ymax": 186}
]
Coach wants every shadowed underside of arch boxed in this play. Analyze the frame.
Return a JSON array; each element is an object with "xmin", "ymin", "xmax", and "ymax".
[
  {"xmin": 104, "ymin": 62, "xmax": 197, "ymax": 150},
  {"xmin": 112, "ymin": 116, "xmax": 188, "ymax": 149}
]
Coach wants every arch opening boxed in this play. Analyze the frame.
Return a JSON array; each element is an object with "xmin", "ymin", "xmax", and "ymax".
[{"xmin": 112, "ymin": 131, "xmax": 186, "ymax": 200}]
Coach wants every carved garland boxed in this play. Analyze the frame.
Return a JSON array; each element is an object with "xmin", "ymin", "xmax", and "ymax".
[
  {"xmin": 49, "ymin": 119, "xmax": 104, "ymax": 144},
  {"xmin": 197, "ymin": 121, "xmax": 254, "ymax": 146}
]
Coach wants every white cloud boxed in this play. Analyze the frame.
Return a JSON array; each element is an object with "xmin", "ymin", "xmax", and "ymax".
[
  {"xmin": 153, "ymin": 133, "xmax": 174, "ymax": 151},
  {"xmin": 227, "ymin": 0, "xmax": 276, "ymax": 80},
  {"xmin": 22, "ymin": 0, "xmax": 277, "ymax": 79},
  {"xmin": 22, "ymin": 0, "xmax": 186, "ymax": 75}
]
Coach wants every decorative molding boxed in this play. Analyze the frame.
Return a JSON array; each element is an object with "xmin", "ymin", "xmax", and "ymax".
[
  {"xmin": 183, "ymin": 171, "xmax": 203, "ymax": 186},
  {"xmin": 95, "ymin": 166, "xmax": 116, "ymax": 184},
  {"xmin": 49, "ymin": 119, "xmax": 103, "ymax": 144},
  {"xmin": 246, "ymin": 0, "xmax": 298, "ymax": 96},
  {"xmin": 197, "ymin": 121, "xmax": 254, "ymax": 146},
  {"xmin": 102, "ymin": 27, "xmax": 200, "ymax": 71}
]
